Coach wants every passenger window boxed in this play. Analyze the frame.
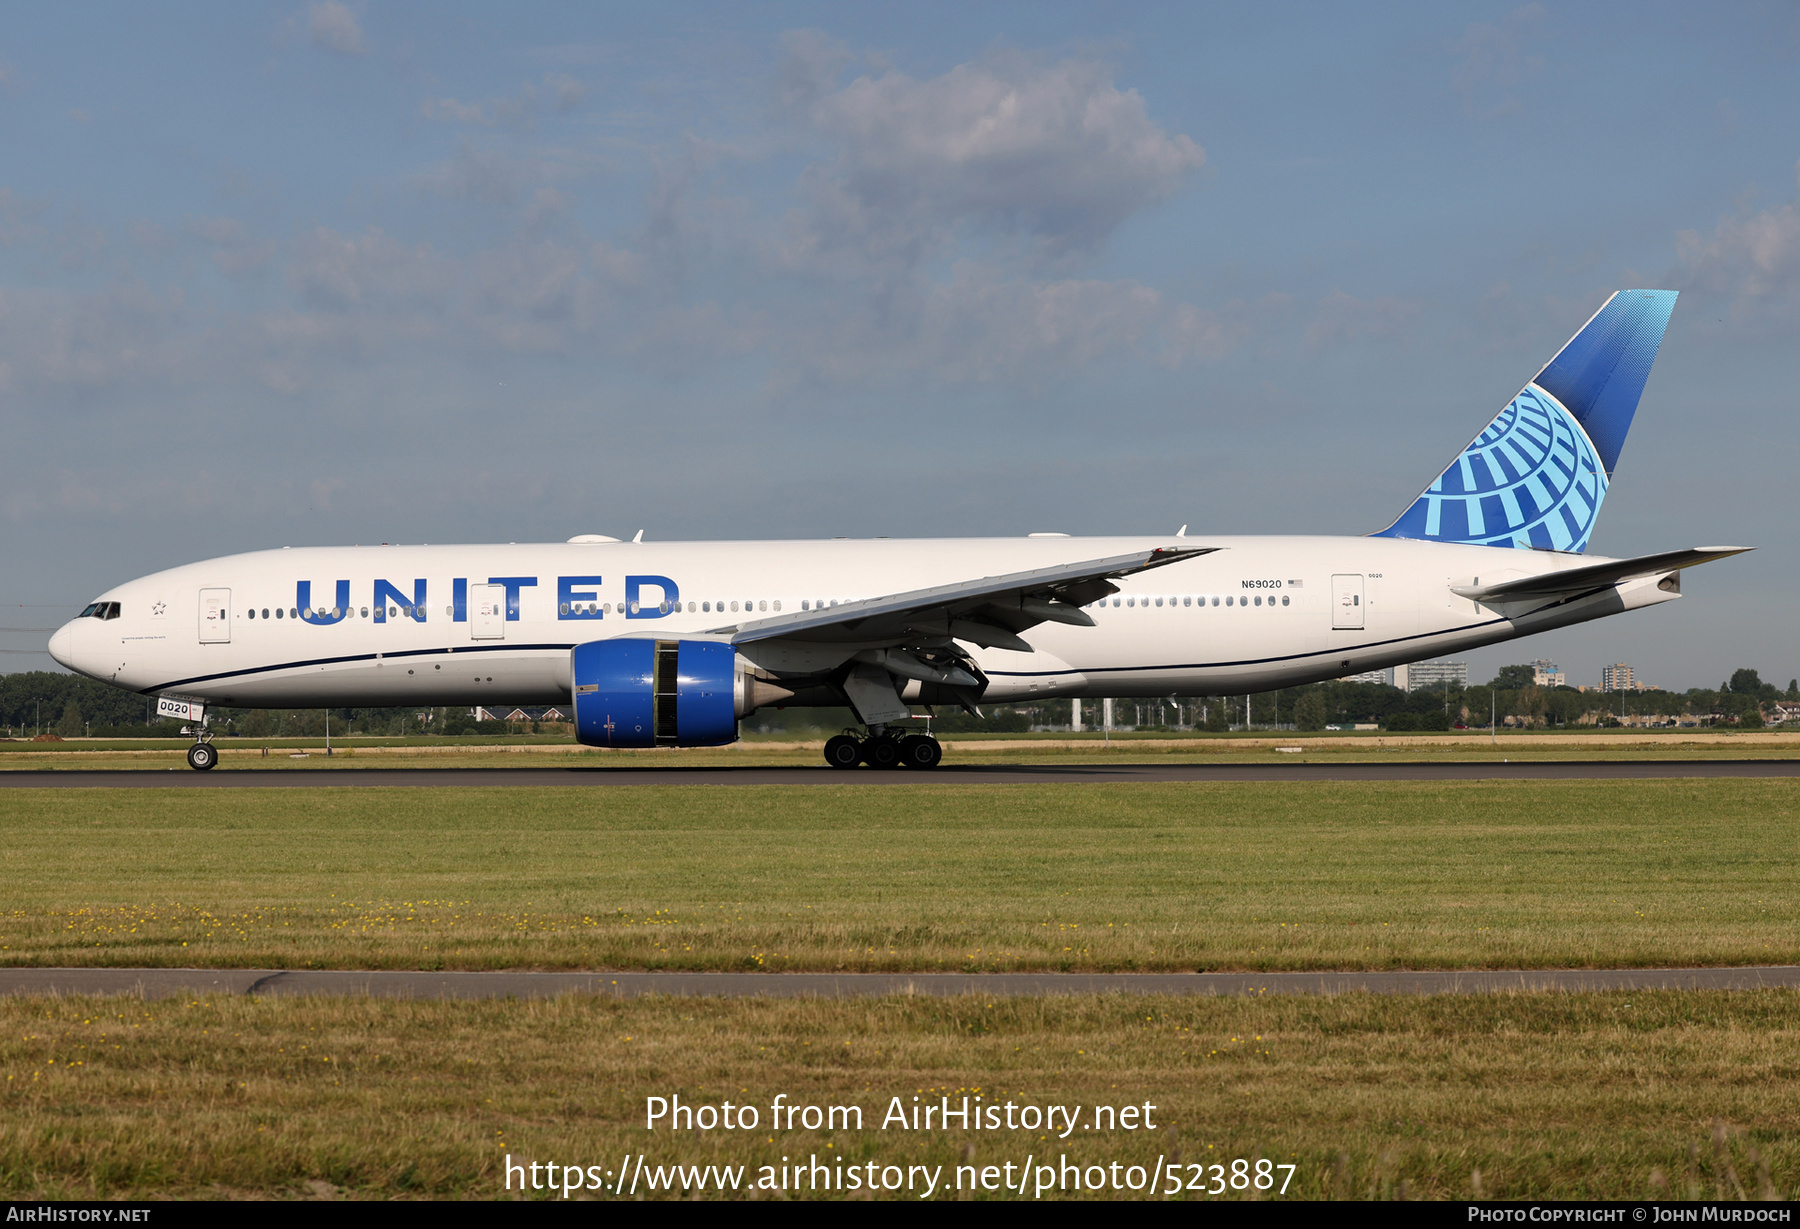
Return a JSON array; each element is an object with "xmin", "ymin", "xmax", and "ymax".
[
  {"xmin": 759, "ymin": 600, "xmax": 767, "ymax": 612},
  {"xmin": 773, "ymin": 600, "xmax": 781, "ymax": 611},
  {"xmin": 560, "ymin": 603, "xmax": 569, "ymax": 615},
  {"xmin": 1226, "ymin": 596, "xmax": 1234, "ymax": 606},
  {"xmin": 1282, "ymin": 595, "xmax": 1290, "ymax": 606},
  {"xmin": 1155, "ymin": 597, "xmax": 1163, "ymax": 607},
  {"xmin": 688, "ymin": 601, "xmax": 696, "ymax": 612},
  {"xmin": 801, "ymin": 600, "xmax": 809, "ymax": 611},
  {"xmin": 1183, "ymin": 597, "xmax": 1191, "ymax": 607},
  {"xmin": 1254, "ymin": 596, "xmax": 1261, "ymax": 606},
  {"xmin": 731, "ymin": 601, "xmax": 739, "ymax": 612}
]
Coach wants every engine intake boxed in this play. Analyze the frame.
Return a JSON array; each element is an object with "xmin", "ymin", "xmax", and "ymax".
[{"xmin": 571, "ymin": 638, "xmax": 743, "ymax": 748}]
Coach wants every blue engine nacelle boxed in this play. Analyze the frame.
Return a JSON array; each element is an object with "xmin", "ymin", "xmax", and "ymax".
[{"xmin": 571, "ymin": 638, "xmax": 739, "ymax": 748}]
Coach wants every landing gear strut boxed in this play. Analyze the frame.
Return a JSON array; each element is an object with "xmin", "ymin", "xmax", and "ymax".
[
  {"xmin": 182, "ymin": 714, "xmax": 217, "ymax": 771},
  {"xmin": 821, "ymin": 729, "xmax": 943, "ymax": 770}
]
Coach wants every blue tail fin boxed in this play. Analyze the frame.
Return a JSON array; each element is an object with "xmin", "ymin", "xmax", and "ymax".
[{"xmin": 1372, "ymin": 289, "xmax": 1677, "ymax": 553}]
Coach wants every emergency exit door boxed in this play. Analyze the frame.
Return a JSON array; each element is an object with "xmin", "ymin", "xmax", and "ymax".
[
  {"xmin": 1331, "ymin": 574, "xmax": 1364, "ymax": 630},
  {"xmin": 199, "ymin": 588, "xmax": 231, "ymax": 643},
  {"xmin": 470, "ymin": 583, "xmax": 506, "ymax": 640}
]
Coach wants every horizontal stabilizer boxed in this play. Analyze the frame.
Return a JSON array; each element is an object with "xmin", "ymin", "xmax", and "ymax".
[{"xmin": 1451, "ymin": 546, "xmax": 1752, "ymax": 603}]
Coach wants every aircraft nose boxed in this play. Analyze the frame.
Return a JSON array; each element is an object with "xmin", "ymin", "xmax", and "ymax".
[{"xmin": 47, "ymin": 621, "xmax": 76, "ymax": 669}]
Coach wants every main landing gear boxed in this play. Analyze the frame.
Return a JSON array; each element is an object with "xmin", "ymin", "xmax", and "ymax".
[{"xmin": 823, "ymin": 730, "xmax": 943, "ymax": 770}]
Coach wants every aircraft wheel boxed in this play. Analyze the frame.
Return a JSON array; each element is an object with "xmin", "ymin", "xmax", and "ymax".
[
  {"xmin": 899, "ymin": 735, "xmax": 942, "ymax": 769},
  {"xmin": 186, "ymin": 743, "xmax": 218, "ymax": 772},
  {"xmin": 823, "ymin": 735, "xmax": 862, "ymax": 770},
  {"xmin": 864, "ymin": 737, "xmax": 903, "ymax": 770}
]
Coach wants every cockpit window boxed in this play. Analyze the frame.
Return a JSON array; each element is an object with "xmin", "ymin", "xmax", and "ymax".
[
  {"xmin": 79, "ymin": 603, "xmax": 101, "ymax": 618},
  {"xmin": 78, "ymin": 602, "xmax": 120, "ymax": 620}
]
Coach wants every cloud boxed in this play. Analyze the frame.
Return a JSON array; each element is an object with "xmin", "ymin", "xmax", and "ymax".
[
  {"xmin": 786, "ymin": 45, "xmax": 1204, "ymax": 259},
  {"xmin": 409, "ymin": 143, "xmax": 579, "ymax": 209},
  {"xmin": 420, "ymin": 82, "xmax": 543, "ymax": 129},
  {"xmin": 0, "ymin": 280, "xmax": 192, "ymax": 395},
  {"xmin": 1304, "ymin": 290, "xmax": 1422, "ymax": 349},
  {"xmin": 306, "ymin": 2, "xmax": 366, "ymax": 56},
  {"xmin": 420, "ymin": 97, "xmax": 492, "ymax": 126},
  {"xmin": 187, "ymin": 215, "xmax": 276, "ymax": 274},
  {"xmin": 1673, "ymin": 164, "xmax": 1800, "ymax": 319},
  {"xmin": 768, "ymin": 262, "xmax": 1248, "ymax": 388},
  {"xmin": 1450, "ymin": 3, "xmax": 1546, "ymax": 118},
  {"xmin": 544, "ymin": 73, "xmax": 585, "ymax": 112},
  {"xmin": 0, "ymin": 36, "xmax": 1227, "ymax": 417},
  {"xmin": 288, "ymin": 226, "xmax": 454, "ymax": 311},
  {"xmin": 774, "ymin": 29, "xmax": 852, "ymax": 110}
]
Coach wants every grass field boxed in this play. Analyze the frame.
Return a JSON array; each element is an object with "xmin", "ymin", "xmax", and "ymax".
[
  {"xmin": 4, "ymin": 775, "xmax": 1797, "ymax": 1202},
  {"xmin": 1, "ymin": 989, "xmax": 1794, "ymax": 1200},
  {"xmin": 1, "ymin": 780, "xmax": 1795, "ymax": 971}
]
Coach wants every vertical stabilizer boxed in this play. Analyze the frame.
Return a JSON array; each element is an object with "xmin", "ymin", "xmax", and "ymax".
[{"xmin": 1373, "ymin": 289, "xmax": 1677, "ymax": 552}]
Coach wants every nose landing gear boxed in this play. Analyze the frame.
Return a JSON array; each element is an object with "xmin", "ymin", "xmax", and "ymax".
[
  {"xmin": 185, "ymin": 741, "xmax": 218, "ymax": 771},
  {"xmin": 821, "ymin": 729, "xmax": 943, "ymax": 770}
]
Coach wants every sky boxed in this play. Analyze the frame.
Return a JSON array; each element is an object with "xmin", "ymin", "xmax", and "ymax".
[{"xmin": 2, "ymin": 1, "xmax": 1797, "ymax": 691}]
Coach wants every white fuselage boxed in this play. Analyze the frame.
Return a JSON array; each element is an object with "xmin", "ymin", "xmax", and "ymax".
[{"xmin": 48, "ymin": 535, "xmax": 1676, "ymax": 711}]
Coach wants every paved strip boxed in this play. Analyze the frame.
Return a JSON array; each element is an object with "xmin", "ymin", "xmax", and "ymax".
[
  {"xmin": 3, "ymin": 967, "xmax": 1798, "ymax": 1000},
  {"xmin": 2, "ymin": 759, "xmax": 1799, "ymax": 787}
]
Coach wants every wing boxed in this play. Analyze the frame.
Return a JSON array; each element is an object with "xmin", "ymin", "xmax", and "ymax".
[
  {"xmin": 1451, "ymin": 546, "xmax": 1752, "ymax": 603},
  {"xmin": 712, "ymin": 545, "xmax": 1216, "ymax": 651}
]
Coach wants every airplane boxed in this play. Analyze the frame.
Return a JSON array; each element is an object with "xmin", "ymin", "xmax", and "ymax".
[{"xmin": 49, "ymin": 289, "xmax": 1748, "ymax": 771}]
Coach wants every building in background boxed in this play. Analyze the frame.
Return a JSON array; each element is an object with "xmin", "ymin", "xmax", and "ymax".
[
  {"xmin": 1340, "ymin": 667, "xmax": 1394, "ymax": 686},
  {"xmin": 1529, "ymin": 659, "xmax": 1566, "ymax": 688},
  {"xmin": 1600, "ymin": 663, "xmax": 1644, "ymax": 692},
  {"xmin": 1404, "ymin": 660, "xmax": 1468, "ymax": 692}
]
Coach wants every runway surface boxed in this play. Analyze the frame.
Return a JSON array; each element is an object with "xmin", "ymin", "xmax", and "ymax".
[
  {"xmin": 3, "ymin": 966, "xmax": 1797, "ymax": 999},
  {"xmin": 3, "ymin": 759, "xmax": 1800, "ymax": 787}
]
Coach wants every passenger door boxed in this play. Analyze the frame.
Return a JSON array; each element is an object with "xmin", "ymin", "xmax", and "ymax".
[
  {"xmin": 470, "ymin": 583, "xmax": 505, "ymax": 641},
  {"xmin": 1331, "ymin": 574, "xmax": 1364, "ymax": 630},
  {"xmin": 199, "ymin": 588, "xmax": 231, "ymax": 643}
]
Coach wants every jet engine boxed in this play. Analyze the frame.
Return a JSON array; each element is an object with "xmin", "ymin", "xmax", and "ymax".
[{"xmin": 570, "ymin": 638, "xmax": 789, "ymax": 748}]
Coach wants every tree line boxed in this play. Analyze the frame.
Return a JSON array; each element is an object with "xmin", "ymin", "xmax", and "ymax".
[{"xmin": 4, "ymin": 665, "xmax": 1794, "ymax": 739}]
